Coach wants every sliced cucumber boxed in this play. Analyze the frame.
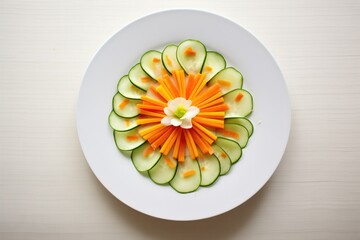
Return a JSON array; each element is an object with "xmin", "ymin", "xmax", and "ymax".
[
  {"xmin": 201, "ymin": 51, "xmax": 226, "ymax": 82},
  {"xmin": 212, "ymin": 145, "xmax": 231, "ymax": 175},
  {"xmin": 148, "ymin": 155, "xmax": 178, "ymax": 184},
  {"xmin": 208, "ymin": 67, "xmax": 243, "ymax": 95},
  {"xmin": 140, "ymin": 50, "xmax": 166, "ymax": 80},
  {"xmin": 162, "ymin": 44, "xmax": 182, "ymax": 73},
  {"xmin": 225, "ymin": 117, "xmax": 254, "ymax": 137},
  {"xmin": 177, "ymin": 39, "xmax": 207, "ymax": 75},
  {"xmin": 217, "ymin": 123, "xmax": 249, "ymax": 148},
  {"xmin": 131, "ymin": 142, "xmax": 162, "ymax": 172},
  {"xmin": 223, "ymin": 89, "xmax": 253, "ymax": 118},
  {"xmin": 108, "ymin": 111, "xmax": 138, "ymax": 131},
  {"xmin": 114, "ymin": 127, "xmax": 145, "ymax": 151},
  {"xmin": 170, "ymin": 157, "xmax": 201, "ymax": 193},
  {"xmin": 128, "ymin": 63, "xmax": 157, "ymax": 91},
  {"xmin": 117, "ymin": 75, "xmax": 145, "ymax": 100},
  {"xmin": 215, "ymin": 137, "xmax": 242, "ymax": 164},
  {"xmin": 113, "ymin": 92, "xmax": 140, "ymax": 118},
  {"xmin": 198, "ymin": 154, "xmax": 220, "ymax": 187}
]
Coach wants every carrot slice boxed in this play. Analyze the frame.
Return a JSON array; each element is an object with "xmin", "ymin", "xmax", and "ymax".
[
  {"xmin": 165, "ymin": 157, "xmax": 176, "ymax": 169},
  {"xmin": 183, "ymin": 169, "xmax": 196, "ymax": 177},
  {"xmin": 139, "ymin": 109, "xmax": 165, "ymax": 118},
  {"xmin": 218, "ymin": 129, "xmax": 240, "ymax": 139},
  {"xmin": 144, "ymin": 145, "xmax": 154, "ymax": 157},
  {"xmin": 205, "ymin": 66, "xmax": 213, "ymax": 72},
  {"xmin": 184, "ymin": 47, "xmax": 196, "ymax": 56},
  {"xmin": 197, "ymin": 112, "xmax": 225, "ymax": 119},
  {"xmin": 146, "ymin": 126, "xmax": 173, "ymax": 143},
  {"xmin": 185, "ymin": 74, "xmax": 196, "ymax": 99},
  {"xmin": 160, "ymin": 128, "xmax": 180, "ymax": 155},
  {"xmin": 136, "ymin": 118, "xmax": 162, "ymax": 125},
  {"xmin": 141, "ymin": 76, "xmax": 153, "ymax": 82},
  {"xmin": 198, "ymin": 96, "xmax": 224, "ymax": 109},
  {"xmin": 184, "ymin": 130, "xmax": 198, "ymax": 159},
  {"xmin": 192, "ymin": 121, "xmax": 217, "ymax": 141},
  {"xmin": 156, "ymin": 85, "xmax": 172, "ymax": 101},
  {"xmin": 163, "ymin": 74, "xmax": 179, "ymax": 97},
  {"xmin": 141, "ymin": 95, "xmax": 167, "ymax": 107},
  {"xmin": 217, "ymin": 79, "xmax": 232, "ymax": 87},
  {"xmin": 126, "ymin": 135, "xmax": 139, "ymax": 141},
  {"xmin": 118, "ymin": 99, "xmax": 129, "ymax": 110},
  {"xmin": 200, "ymin": 104, "xmax": 229, "ymax": 112},
  {"xmin": 193, "ymin": 117, "xmax": 224, "ymax": 129},
  {"xmin": 172, "ymin": 129, "xmax": 183, "ymax": 159},
  {"xmin": 136, "ymin": 104, "xmax": 164, "ymax": 111},
  {"xmin": 152, "ymin": 57, "xmax": 161, "ymax": 63},
  {"xmin": 235, "ymin": 92, "xmax": 244, "ymax": 102}
]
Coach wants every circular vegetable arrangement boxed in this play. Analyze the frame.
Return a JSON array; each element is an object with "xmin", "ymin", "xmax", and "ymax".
[{"xmin": 109, "ymin": 40, "xmax": 254, "ymax": 193}]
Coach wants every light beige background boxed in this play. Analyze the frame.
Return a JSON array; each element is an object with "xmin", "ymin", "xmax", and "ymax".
[{"xmin": 1, "ymin": 0, "xmax": 360, "ymax": 239}]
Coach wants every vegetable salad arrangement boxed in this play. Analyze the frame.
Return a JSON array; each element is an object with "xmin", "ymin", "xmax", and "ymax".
[{"xmin": 109, "ymin": 40, "xmax": 253, "ymax": 193}]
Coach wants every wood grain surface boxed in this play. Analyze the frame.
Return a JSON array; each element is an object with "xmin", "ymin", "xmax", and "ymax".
[{"xmin": 1, "ymin": 0, "xmax": 360, "ymax": 239}]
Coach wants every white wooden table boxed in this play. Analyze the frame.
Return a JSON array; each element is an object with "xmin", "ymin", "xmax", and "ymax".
[{"xmin": 1, "ymin": 0, "xmax": 360, "ymax": 239}]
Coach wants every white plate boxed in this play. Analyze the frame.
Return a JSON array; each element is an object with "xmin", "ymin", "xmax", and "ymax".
[{"xmin": 77, "ymin": 9, "xmax": 291, "ymax": 221}]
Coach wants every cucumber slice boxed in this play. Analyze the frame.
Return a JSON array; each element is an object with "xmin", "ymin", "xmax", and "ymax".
[
  {"xmin": 113, "ymin": 92, "xmax": 140, "ymax": 118},
  {"xmin": 225, "ymin": 117, "xmax": 254, "ymax": 137},
  {"xmin": 201, "ymin": 51, "xmax": 226, "ymax": 82},
  {"xmin": 108, "ymin": 111, "xmax": 138, "ymax": 131},
  {"xmin": 114, "ymin": 127, "xmax": 145, "ymax": 151},
  {"xmin": 208, "ymin": 67, "xmax": 243, "ymax": 95},
  {"xmin": 140, "ymin": 50, "xmax": 166, "ymax": 80},
  {"xmin": 212, "ymin": 145, "xmax": 231, "ymax": 175},
  {"xmin": 162, "ymin": 44, "xmax": 182, "ymax": 73},
  {"xmin": 198, "ymin": 154, "xmax": 220, "ymax": 186},
  {"xmin": 131, "ymin": 142, "xmax": 162, "ymax": 172},
  {"xmin": 149, "ymin": 155, "xmax": 178, "ymax": 184},
  {"xmin": 217, "ymin": 123, "xmax": 249, "ymax": 148},
  {"xmin": 177, "ymin": 39, "xmax": 207, "ymax": 75},
  {"xmin": 128, "ymin": 63, "xmax": 156, "ymax": 91},
  {"xmin": 117, "ymin": 75, "xmax": 145, "ymax": 100},
  {"xmin": 223, "ymin": 89, "xmax": 253, "ymax": 118},
  {"xmin": 215, "ymin": 137, "xmax": 242, "ymax": 164},
  {"xmin": 170, "ymin": 157, "xmax": 201, "ymax": 193}
]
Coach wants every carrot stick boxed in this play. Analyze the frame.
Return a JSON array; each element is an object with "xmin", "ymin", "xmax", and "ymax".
[
  {"xmin": 198, "ymin": 96, "xmax": 224, "ymax": 109},
  {"xmin": 139, "ymin": 109, "xmax": 165, "ymax": 118},
  {"xmin": 141, "ymin": 95, "xmax": 167, "ymax": 107},
  {"xmin": 218, "ymin": 129, "xmax": 240, "ymax": 139},
  {"xmin": 178, "ymin": 138, "xmax": 186, "ymax": 162},
  {"xmin": 192, "ymin": 124, "xmax": 214, "ymax": 144},
  {"xmin": 192, "ymin": 121, "xmax": 217, "ymax": 141},
  {"xmin": 187, "ymin": 73, "xmax": 202, "ymax": 99},
  {"xmin": 193, "ymin": 117, "xmax": 224, "ymax": 129},
  {"xmin": 149, "ymin": 85, "xmax": 167, "ymax": 102},
  {"xmin": 197, "ymin": 112, "xmax": 225, "ymax": 119},
  {"xmin": 196, "ymin": 92, "xmax": 223, "ymax": 108},
  {"xmin": 235, "ymin": 92, "xmax": 244, "ymax": 102},
  {"xmin": 179, "ymin": 70, "xmax": 186, "ymax": 97},
  {"xmin": 184, "ymin": 47, "xmax": 196, "ymax": 56},
  {"xmin": 136, "ymin": 104, "xmax": 164, "ymax": 111},
  {"xmin": 150, "ymin": 127, "xmax": 174, "ymax": 149},
  {"xmin": 192, "ymin": 83, "xmax": 221, "ymax": 105},
  {"xmin": 156, "ymin": 85, "xmax": 172, "ymax": 101},
  {"xmin": 172, "ymin": 129, "xmax": 183, "ymax": 159},
  {"xmin": 189, "ymin": 73, "xmax": 207, "ymax": 99},
  {"xmin": 126, "ymin": 135, "xmax": 139, "ymax": 141},
  {"xmin": 119, "ymin": 99, "xmax": 129, "ymax": 110},
  {"xmin": 160, "ymin": 128, "xmax": 180, "ymax": 155},
  {"xmin": 139, "ymin": 123, "xmax": 164, "ymax": 137},
  {"xmin": 184, "ymin": 130, "xmax": 198, "ymax": 159},
  {"xmin": 183, "ymin": 169, "xmax": 196, "ymax": 177},
  {"xmin": 165, "ymin": 157, "xmax": 176, "ymax": 169},
  {"xmin": 144, "ymin": 145, "xmax": 154, "ymax": 157},
  {"xmin": 200, "ymin": 104, "xmax": 229, "ymax": 112},
  {"xmin": 136, "ymin": 118, "xmax": 162, "ymax": 125},
  {"xmin": 185, "ymin": 74, "xmax": 196, "ymax": 99},
  {"xmin": 190, "ymin": 130, "xmax": 209, "ymax": 154},
  {"xmin": 163, "ymin": 74, "xmax": 179, "ymax": 97},
  {"xmin": 146, "ymin": 126, "xmax": 173, "ymax": 143}
]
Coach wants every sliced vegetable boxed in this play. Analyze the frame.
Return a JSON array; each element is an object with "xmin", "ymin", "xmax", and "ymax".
[
  {"xmin": 128, "ymin": 63, "xmax": 157, "ymax": 91},
  {"xmin": 208, "ymin": 67, "xmax": 243, "ymax": 95},
  {"xmin": 113, "ymin": 93, "xmax": 140, "ymax": 118},
  {"xmin": 108, "ymin": 111, "xmax": 138, "ymax": 131},
  {"xmin": 162, "ymin": 44, "xmax": 182, "ymax": 73},
  {"xmin": 223, "ymin": 89, "xmax": 253, "ymax": 118},
  {"xmin": 114, "ymin": 127, "xmax": 145, "ymax": 151},
  {"xmin": 149, "ymin": 155, "xmax": 178, "ymax": 184},
  {"xmin": 225, "ymin": 117, "xmax": 254, "ymax": 137},
  {"xmin": 217, "ymin": 123, "xmax": 249, "ymax": 148},
  {"xmin": 215, "ymin": 137, "xmax": 242, "ymax": 164},
  {"xmin": 131, "ymin": 142, "xmax": 162, "ymax": 172},
  {"xmin": 212, "ymin": 145, "xmax": 231, "ymax": 175},
  {"xmin": 170, "ymin": 157, "xmax": 201, "ymax": 193},
  {"xmin": 201, "ymin": 51, "xmax": 226, "ymax": 82},
  {"xmin": 177, "ymin": 40, "xmax": 206, "ymax": 75},
  {"xmin": 140, "ymin": 50, "xmax": 166, "ymax": 80},
  {"xmin": 117, "ymin": 75, "xmax": 145, "ymax": 100},
  {"xmin": 198, "ymin": 154, "xmax": 220, "ymax": 186}
]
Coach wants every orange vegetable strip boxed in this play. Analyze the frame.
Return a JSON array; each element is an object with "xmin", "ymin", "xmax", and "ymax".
[
  {"xmin": 205, "ymin": 66, "xmax": 213, "ymax": 72},
  {"xmin": 172, "ymin": 129, "xmax": 183, "ymax": 159},
  {"xmin": 217, "ymin": 79, "xmax": 232, "ymax": 87},
  {"xmin": 125, "ymin": 119, "xmax": 130, "ymax": 127},
  {"xmin": 202, "ymin": 138, "xmax": 215, "ymax": 155},
  {"xmin": 184, "ymin": 47, "xmax": 196, "ymax": 56},
  {"xmin": 144, "ymin": 145, "xmax": 154, "ymax": 157},
  {"xmin": 150, "ymin": 127, "xmax": 174, "ymax": 149},
  {"xmin": 189, "ymin": 73, "xmax": 207, "ymax": 99},
  {"xmin": 192, "ymin": 121, "xmax": 217, "ymax": 141},
  {"xmin": 136, "ymin": 118, "xmax": 162, "ymax": 125},
  {"xmin": 178, "ymin": 137, "xmax": 186, "ymax": 162},
  {"xmin": 141, "ymin": 76, "xmax": 153, "ymax": 82},
  {"xmin": 185, "ymin": 74, "xmax": 196, "ymax": 99},
  {"xmin": 187, "ymin": 73, "xmax": 202, "ymax": 99},
  {"xmin": 165, "ymin": 157, "xmax": 176, "ymax": 169},
  {"xmin": 192, "ymin": 84, "xmax": 222, "ymax": 105},
  {"xmin": 221, "ymin": 152, "xmax": 227, "ymax": 158},
  {"xmin": 158, "ymin": 75, "xmax": 175, "ymax": 99},
  {"xmin": 198, "ymin": 96, "xmax": 224, "ymax": 109},
  {"xmin": 126, "ymin": 135, "xmax": 139, "ymax": 141},
  {"xmin": 139, "ymin": 123, "xmax": 164, "ymax": 137},
  {"xmin": 218, "ymin": 129, "xmax": 240, "ymax": 139},
  {"xmin": 149, "ymin": 85, "xmax": 167, "ymax": 102},
  {"xmin": 183, "ymin": 169, "xmax": 196, "ymax": 177},
  {"xmin": 163, "ymin": 74, "xmax": 179, "ymax": 97},
  {"xmin": 200, "ymin": 104, "xmax": 229, "ymax": 112},
  {"xmin": 146, "ymin": 126, "xmax": 172, "ymax": 143},
  {"xmin": 192, "ymin": 124, "xmax": 214, "ymax": 144},
  {"xmin": 156, "ymin": 85, "xmax": 172, "ymax": 101},
  {"xmin": 160, "ymin": 128, "xmax": 180, "ymax": 155},
  {"xmin": 165, "ymin": 55, "xmax": 173, "ymax": 66},
  {"xmin": 173, "ymin": 70, "xmax": 184, "ymax": 98},
  {"xmin": 141, "ymin": 95, "xmax": 167, "ymax": 107},
  {"xmin": 235, "ymin": 92, "xmax": 244, "ymax": 102},
  {"xmin": 139, "ymin": 109, "xmax": 165, "ymax": 118},
  {"xmin": 152, "ymin": 57, "xmax": 161, "ymax": 62},
  {"xmin": 190, "ymin": 130, "xmax": 209, "ymax": 154},
  {"xmin": 118, "ymin": 99, "xmax": 129, "ymax": 110},
  {"xmin": 193, "ymin": 117, "xmax": 224, "ymax": 129},
  {"xmin": 179, "ymin": 70, "xmax": 186, "ymax": 97},
  {"xmin": 197, "ymin": 112, "xmax": 225, "ymax": 119},
  {"xmin": 136, "ymin": 104, "xmax": 164, "ymax": 111},
  {"xmin": 184, "ymin": 130, "xmax": 198, "ymax": 159}
]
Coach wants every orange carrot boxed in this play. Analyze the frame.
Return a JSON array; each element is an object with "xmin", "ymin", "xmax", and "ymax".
[
  {"xmin": 139, "ymin": 123, "xmax": 164, "ymax": 137},
  {"xmin": 118, "ymin": 99, "xmax": 129, "ymax": 110},
  {"xmin": 218, "ymin": 129, "xmax": 240, "ymax": 139},
  {"xmin": 196, "ymin": 92, "xmax": 223, "ymax": 108},
  {"xmin": 198, "ymin": 96, "xmax": 224, "ymax": 109},
  {"xmin": 150, "ymin": 127, "xmax": 175, "ymax": 149},
  {"xmin": 200, "ymin": 104, "xmax": 229, "ymax": 112},
  {"xmin": 221, "ymin": 152, "xmax": 227, "ymax": 158},
  {"xmin": 144, "ymin": 145, "xmax": 154, "ymax": 157},
  {"xmin": 193, "ymin": 117, "xmax": 224, "ymax": 129},
  {"xmin": 149, "ymin": 85, "xmax": 167, "ymax": 102},
  {"xmin": 183, "ymin": 169, "xmax": 196, "ymax": 177},
  {"xmin": 136, "ymin": 118, "xmax": 162, "ymax": 125},
  {"xmin": 160, "ymin": 128, "xmax": 180, "ymax": 155},
  {"xmin": 152, "ymin": 57, "xmax": 161, "ymax": 63},
  {"xmin": 217, "ymin": 79, "xmax": 232, "ymax": 87},
  {"xmin": 185, "ymin": 74, "xmax": 196, "ymax": 99},
  {"xmin": 136, "ymin": 104, "xmax": 164, "ymax": 111},
  {"xmin": 126, "ymin": 135, "xmax": 139, "ymax": 141},
  {"xmin": 184, "ymin": 47, "xmax": 196, "ymax": 56},
  {"xmin": 146, "ymin": 126, "xmax": 172, "ymax": 143},
  {"xmin": 172, "ymin": 129, "xmax": 183, "ymax": 159},
  {"xmin": 141, "ymin": 76, "xmax": 153, "ymax": 82},
  {"xmin": 192, "ymin": 84, "xmax": 221, "ymax": 105},
  {"xmin": 156, "ymin": 85, "xmax": 172, "ymax": 101},
  {"xmin": 190, "ymin": 130, "xmax": 209, "ymax": 154},
  {"xmin": 184, "ymin": 130, "xmax": 198, "ymax": 159},
  {"xmin": 235, "ymin": 92, "xmax": 244, "ymax": 102},
  {"xmin": 141, "ymin": 95, "xmax": 167, "ymax": 107},
  {"xmin": 165, "ymin": 157, "xmax": 176, "ymax": 169},
  {"xmin": 178, "ymin": 138, "xmax": 186, "ymax": 163},
  {"xmin": 163, "ymin": 74, "xmax": 179, "ymax": 97},
  {"xmin": 165, "ymin": 55, "xmax": 173, "ymax": 66},
  {"xmin": 192, "ymin": 121, "xmax": 217, "ymax": 141},
  {"xmin": 189, "ymin": 73, "xmax": 207, "ymax": 99},
  {"xmin": 192, "ymin": 124, "xmax": 214, "ymax": 144},
  {"xmin": 174, "ymin": 70, "xmax": 185, "ymax": 98},
  {"xmin": 205, "ymin": 66, "xmax": 213, "ymax": 72},
  {"xmin": 197, "ymin": 112, "xmax": 225, "ymax": 119}
]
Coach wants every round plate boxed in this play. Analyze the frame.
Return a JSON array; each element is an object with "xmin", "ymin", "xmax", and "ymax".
[{"xmin": 77, "ymin": 9, "xmax": 291, "ymax": 221}]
